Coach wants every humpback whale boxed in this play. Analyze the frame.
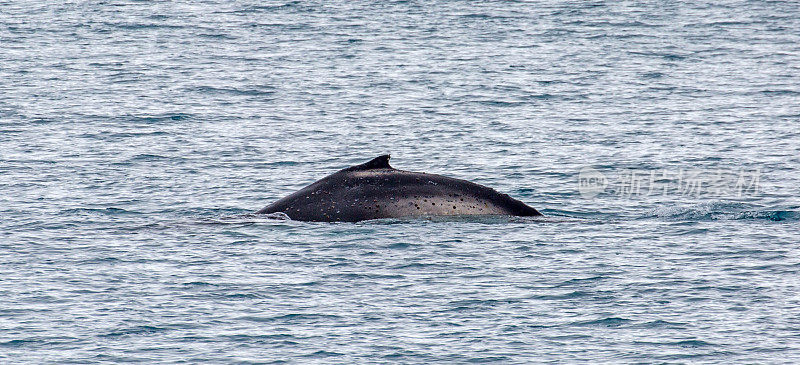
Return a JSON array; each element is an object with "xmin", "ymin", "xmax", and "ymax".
[{"xmin": 257, "ymin": 155, "xmax": 542, "ymax": 222}]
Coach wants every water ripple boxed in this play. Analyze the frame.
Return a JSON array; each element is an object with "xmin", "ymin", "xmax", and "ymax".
[{"xmin": 1, "ymin": 0, "xmax": 799, "ymax": 363}]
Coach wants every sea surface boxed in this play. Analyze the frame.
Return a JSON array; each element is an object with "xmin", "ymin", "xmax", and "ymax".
[{"xmin": 2, "ymin": 1, "xmax": 799, "ymax": 363}]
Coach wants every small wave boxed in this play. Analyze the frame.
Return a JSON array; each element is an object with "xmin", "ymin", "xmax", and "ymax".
[
  {"xmin": 530, "ymin": 290, "xmax": 589, "ymax": 300},
  {"xmin": 220, "ymin": 333, "xmax": 297, "ymax": 344},
  {"xmin": 181, "ymin": 281, "xmax": 219, "ymax": 287},
  {"xmin": 303, "ymin": 350, "xmax": 345, "ymax": 358},
  {"xmin": 102, "ymin": 22, "xmax": 185, "ymax": 30},
  {"xmin": 641, "ymin": 72, "xmax": 665, "ymax": 79},
  {"xmin": 189, "ymin": 85, "xmax": 276, "ymax": 96},
  {"xmin": 0, "ymin": 339, "xmax": 36, "ymax": 347},
  {"xmin": 761, "ymin": 89, "xmax": 800, "ymax": 96},
  {"xmin": 391, "ymin": 262, "xmax": 437, "ymax": 269},
  {"xmin": 538, "ymin": 210, "xmax": 610, "ymax": 222},
  {"xmin": 633, "ymin": 320, "xmax": 688, "ymax": 329},
  {"xmin": 447, "ymin": 298, "xmax": 521, "ymax": 309},
  {"xmin": 128, "ymin": 153, "xmax": 169, "ymax": 161},
  {"xmin": 476, "ymin": 100, "xmax": 525, "ymax": 107},
  {"xmin": 196, "ymin": 32, "xmax": 237, "ymax": 40},
  {"xmin": 253, "ymin": 161, "xmax": 300, "ymax": 168},
  {"xmin": 235, "ymin": 1, "xmax": 301, "ymax": 13},
  {"xmin": 223, "ymin": 292, "xmax": 265, "ymax": 299},
  {"xmin": 570, "ymin": 317, "xmax": 632, "ymax": 328},
  {"xmin": 105, "ymin": 113, "xmax": 192, "ymax": 124},
  {"xmin": 238, "ymin": 313, "xmax": 341, "ymax": 323},
  {"xmin": 634, "ymin": 339, "xmax": 715, "ymax": 348},
  {"xmin": 554, "ymin": 276, "xmax": 605, "ymax": 287},
  {"xmin": 99, "ymin": 325, "xmax": 168, "ymax": 338},
  {"xmin": 60, "ymin": 207, "xmax": 141, "ymax": 216},
  {"xmin": 627, "ymin": 50, "xmax": 688, "ymax": 61},
  {"xmin": 646, "ymin": 202, "xmax": 798, "ymax": 222},
  {"xmin": 0, "ymin": 336, "xmax": 78, "ymax": 347},
  {"xmin": 194, "ymin": 212, "xmax": 295, "ymax": 226},
  {"xmin": 261, "ymin": 212, "xmax": 292, "ymax": 220},
  {"xmin": 106, "ymin": 131, "xmax": 168, "ymax": 138}
]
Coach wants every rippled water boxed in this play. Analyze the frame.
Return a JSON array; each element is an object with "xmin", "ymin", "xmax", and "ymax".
[{"xmin": 2, "ymin": 1, "xmax": 799, "ymax": 363}]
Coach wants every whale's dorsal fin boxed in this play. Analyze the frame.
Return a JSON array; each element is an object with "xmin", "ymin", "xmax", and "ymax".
[{"xmin": 346, "ymin": 154, "xmax": 392, "ymax": 171}]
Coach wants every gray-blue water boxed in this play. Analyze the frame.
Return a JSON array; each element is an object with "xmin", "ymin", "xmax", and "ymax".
[{"xmin": 2, "ymin": 1, "xmax": 800, "ymax": 363}]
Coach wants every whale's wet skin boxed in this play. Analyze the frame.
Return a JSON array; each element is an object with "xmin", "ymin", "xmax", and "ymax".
[{"xmin": 257, "ymin": 155, "xmax": 542, "ymax": 222}]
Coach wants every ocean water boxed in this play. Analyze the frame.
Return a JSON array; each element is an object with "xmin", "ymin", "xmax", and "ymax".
[{"xmin": 2, "ymin": 0, "xmax": 800, "ymax": 363}]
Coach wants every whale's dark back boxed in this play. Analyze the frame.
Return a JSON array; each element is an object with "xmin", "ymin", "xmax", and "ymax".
[{"xmin": 257, "ymin": 155, "xmax": 542, "ymax": 222}]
